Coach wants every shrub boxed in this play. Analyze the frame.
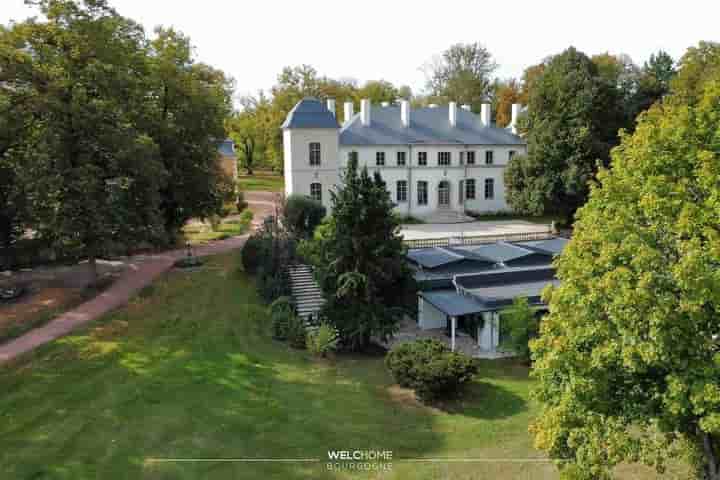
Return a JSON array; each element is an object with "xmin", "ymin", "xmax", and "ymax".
[
  {"xmin": 385, "ymin": 339, "xmax": 478, "ymax": 402},
  {"xmin": 241, "ymin": 234, "xmax": 268, "ymax": 274},
  {"xmin": 286, "ymin": 314, "xmax": 307, "ymax": 349},
  {"xmin": 269, "ymin": 296, "xmax": 293, "ymax": 340},
  {"xmin": 500, "ymin": 297, "xmax": 540, "ymax": 364},
  {"xmin": 282, "ymin": 194, "xmax": 326, "ymax": 238},
  {"xmin": 306, "ymin": 323, "xmax": 339, "ymax": 357},
  {"xmin": 209, "ymin": 214, "xmax": 222, "ymax": 232},
  {"xmin": 240, "ymin": 209, "xmax": 253, "ymax": 225}
]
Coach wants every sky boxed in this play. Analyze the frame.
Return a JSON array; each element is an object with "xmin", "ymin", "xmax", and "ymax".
[{"xmin": 2, "ymin": 0, "xmax": 719, "ymax": 102}]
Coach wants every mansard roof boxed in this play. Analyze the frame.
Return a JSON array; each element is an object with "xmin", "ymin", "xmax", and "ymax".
[
  {"xmin": 339, "ymin": 104, "xmax": 525, "ymax": 146},
  {"xmin": 281, "ymin": 97, "xmax": 339, "ymax": 129}
]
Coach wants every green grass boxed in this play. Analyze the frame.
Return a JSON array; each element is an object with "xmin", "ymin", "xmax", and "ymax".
[
  {"xmin": 182, "ymin": 212, "xmax": 253, "ymax": 245},
  {"xmin": 0, "ymin": 252, "xmax": 685, "ymax": 479},
  {"xmin": 237, "ymin": 173, "xmax": 284, "ymax": 192}
]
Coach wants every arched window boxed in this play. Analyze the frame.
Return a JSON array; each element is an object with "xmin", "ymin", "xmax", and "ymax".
[{"xmin": 310, "ymin": 183, "xmax": 322, "ymax": 202}]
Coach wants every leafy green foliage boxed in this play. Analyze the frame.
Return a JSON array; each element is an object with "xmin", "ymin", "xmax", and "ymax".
[
  {"xmin": 424, "ymin": 42, "xmax": 497, "ymax": 112},
  {"xmin": 285, "ymin": 313, "xmax": 307, "ymax": 349},
  {"xmin": 305, "ymin": 323, "xmax": 340, "ymax": 357},
  {"xmin": 269, "ymin": 296, "xmax": 293, "ymax": 340},
  {"xmin": 530, "ymin": 72, "xmax": 720, "ymax": 479},
  {"xmin": 386, "ymin": 339, "xmax": 479, "ymax": 402},
  {"xmin": 302, "ymin": 158, "xmax": 415, "ymax": 351},
  {"xmin": 505, "ymin": 47, "xmax": 623, "ymax": 222},
  {"xmin": 282, "ymin": 194, "xmax": 326, "ymax": 239},
  {"xmin": 241, "ymin": 214, "xmax": 295, "ymax": 302},
  {"xmin": 500, "ymin": 297, "xmax": 539, "ymax": 364}
]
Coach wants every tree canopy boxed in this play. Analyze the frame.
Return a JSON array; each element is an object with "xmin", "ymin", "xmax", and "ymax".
[
  {"xmin": 531, "ymin": 72, "xmax": 720, "ymax": 479},
  {"xmin": 504, "ymin": 47, "xmax": 621, "ymax": 222},
  {"xmin": 0, "ymin": 0, "xmax": 233, "ymax": 273},
  {"xmin": 423, "ymin": 42, "xmax": 497, "ymax": 112},
  {"xmin": 300, "ymin": 159, "xmax": 415, "ymax": 351}
]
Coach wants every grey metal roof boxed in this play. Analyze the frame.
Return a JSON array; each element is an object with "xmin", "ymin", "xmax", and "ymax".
[
  {"xmin": 218, "ymin": 139, "xmax": 236, "ymax": 157},
  {"xmin": 421, "ymin": 290, "xmax": 489, "ymax": 316},
  {"xmin": 281, "ymin": 97, "xmax": 339, "ymax": 129},
  {"xmin": 339, "ymin": 105, "xmax": 526, "ymax": 146},
  {"xmin": 406, "ymin": 248, "xmax": 464, "ymax": 269},
  {"xmin": 517, "ymin": 238, "xmax": 569, "ymax": 256},
  {"xmin": 465, "ymin": 242, "xmax": 538, "ymax": 263}
]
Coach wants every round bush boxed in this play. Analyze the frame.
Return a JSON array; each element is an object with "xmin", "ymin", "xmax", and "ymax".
[
  {"xmin": 283, "ymin": 194, "xmax": 326, "ymax": 238},
  {"xmin": 241, "ymin": 234, "xmax": 268, "ymax": 274},
  {"xmin": 385, "ymin": 339, "xmax": 478, "ymax": 402}
]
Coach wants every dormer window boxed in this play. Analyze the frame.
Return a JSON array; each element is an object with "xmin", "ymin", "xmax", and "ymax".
[{"xmin": 309, "ymin": 142, "xmax": 321, "ymax": 166}]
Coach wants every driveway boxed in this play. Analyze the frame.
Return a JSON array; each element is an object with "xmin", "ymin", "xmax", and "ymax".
[{"xmin": 400, "ymin": 220, "xmax": 552, "ymax": 241}]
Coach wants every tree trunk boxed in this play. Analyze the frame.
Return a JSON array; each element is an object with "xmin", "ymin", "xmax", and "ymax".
[{"xmin": 702, "ymin": 431, "xmax": 720, "ymax": 480}]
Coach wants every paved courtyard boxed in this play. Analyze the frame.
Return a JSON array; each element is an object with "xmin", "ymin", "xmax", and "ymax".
[{"xmin": 400, "ymin": 219, "xmax": 553, "ymax": 241}]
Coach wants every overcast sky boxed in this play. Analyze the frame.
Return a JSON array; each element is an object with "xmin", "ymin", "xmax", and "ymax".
[{"xmin": 2, "ymin": 0, "xmax": 718, "ymax": 101}]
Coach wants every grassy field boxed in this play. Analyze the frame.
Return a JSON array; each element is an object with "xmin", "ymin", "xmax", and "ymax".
[
  {"xmin": 182, "ymin": 212, "xmax": 253, "ymax": 245},
  {"xmin": 237, "ymin": 172, "xmax": 284, "ymax": 192},
  {"xmin": 0, "ymin": 252, "xmax": 686, "ymax": 479}
]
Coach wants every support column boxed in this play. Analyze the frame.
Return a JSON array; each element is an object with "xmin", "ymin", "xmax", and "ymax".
[{"xmin": 451, "ymin": 316, "xmax": 457, "ymax": 352}]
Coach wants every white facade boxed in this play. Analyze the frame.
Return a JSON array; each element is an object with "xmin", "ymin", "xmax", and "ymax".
[{"xmin": 282, "ymin": 98, "xmax": 526, "ymax": 217}]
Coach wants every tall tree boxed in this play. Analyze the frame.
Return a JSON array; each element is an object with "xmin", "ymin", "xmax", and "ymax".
[
  {"xmin": 493, "ymin": 78, "xmax": 522, "ymax": 127},
  {"xmin": 671, "ymin": 41, "xmax": 720, "ymax": 105},
  {"xmin": 0, "ymin": 25, "xmax": 37, "ymax": 268},
  {"xmin": 18, "ymin": 0, "xmax": 165, "ymax": 281},
  {"xmin": 301, "ymin": 158, "xmax": 415, "ymax": 351},
  {"xmin": 356, "ymin": 80, "xmax": 398, "ymax": 105},
  {"xmin": 531, "ymin": 76, "xmax": 720, "ymax": 480},
  {"xmin": 147, "ymin": 27, "xmax": 234, "ymax": 234},
  {"xmin": 504, "ymin": 47, "xmax": 621, "ymax": 223},
  {"xmin": 629, "ymin": 50, "xmax": 676, "ymax": 124},
  {"xmin": 424, "ymin": 42, "xmax": 497, "ymax": 111}
]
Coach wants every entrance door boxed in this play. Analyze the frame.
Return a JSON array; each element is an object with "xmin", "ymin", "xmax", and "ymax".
[{"xmin": 438, "ymin": 181, "xmax": 450, "ymax": 208}]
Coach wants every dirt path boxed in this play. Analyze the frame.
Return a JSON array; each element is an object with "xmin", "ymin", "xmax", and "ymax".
[{"xmin": 0, "ymin": 193, "xmax": 275, "ymax": 364}]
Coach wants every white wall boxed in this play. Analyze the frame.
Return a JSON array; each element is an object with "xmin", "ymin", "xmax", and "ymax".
[
  {"xmin": 284, "ymin": 128, "xmax": 340, "ymax": 212},
  {"xmin": 418, "ymin": 297, "xmax": 447, "ymax": 330},
  {"xmin": 338, "ymin": 144, "xmax": 526, "ymax": 215}
]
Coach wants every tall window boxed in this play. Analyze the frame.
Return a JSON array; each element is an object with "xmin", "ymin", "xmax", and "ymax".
[
  {"xmin": 309, "ymin": 142, "xmax": 321, "ymax": 166},
  {"xmin": 397, "ymin": 151, "xmax": 406, "ymax": 166},
  {"xmin": 465, "ymin": 178, "xmax": 476, "ymax": 200},
  {"xmin": 484, "ymin": 178, "xmax": 494, "ymax": 199},
  {"xmin": 485, "ymin": 150, "xmax": 494, "ymax": 165},
  {"xmin": 310, "ymin": 183, "xmax": 322, "ymax": 202},
  {"xmin": 438, "ymin": 151, "xmax": 451, "ymax": 166},
  {"xmin": 376, "ymin": 151, "xmax": 385, "ymax": 166},
  {"xmin": 418, "ymin": 151, "xmax": 427, "ymax": 166},
  {"xmin": 396, "ymin": 180, "xmax": 408, "ymax": 202},
  {"xmin": 466, "ymin": 151, "xmax": 476, "ymax": 165},
  {"xmin": 417, "ymin": 181, "xmax": 428, "ymax": 205},
  {"xmin": 347, "ymin": 151, "xmax": 358, "ymax": 163},
  {"xmin": 508, "ymin": 150, "xmax": 517, "ymax": 161}
]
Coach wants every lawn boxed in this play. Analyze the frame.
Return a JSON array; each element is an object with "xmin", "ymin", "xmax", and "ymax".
[
  {"xmin": 182, "ymin": 212, "xmax": 253, "ymax": 245},
  {"xmin": 237, "ymin": 172, "xmax": 284, "ymax": 192},
  {"xmin": 0, "ymin": 252, "xmax": 687, "ymax": 479}
]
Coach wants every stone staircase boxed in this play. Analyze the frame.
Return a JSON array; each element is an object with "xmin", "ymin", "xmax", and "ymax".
[{"xmin": 287, "ymin": 264, "xmax": 325, "ymax": 320}]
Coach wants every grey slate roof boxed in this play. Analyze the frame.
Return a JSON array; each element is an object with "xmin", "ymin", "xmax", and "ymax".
[
  {"xmin": 339, "ymin": 105, "xmax": 526, "ymax": 146},
  {"xmin": 218, "ymin": 138, "xmax": 236, "ymax": 157},
  {"xmin": 281, "ymin": 97, "xmax": 339, "ymax": 129}
]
